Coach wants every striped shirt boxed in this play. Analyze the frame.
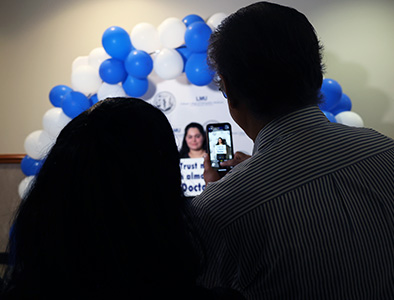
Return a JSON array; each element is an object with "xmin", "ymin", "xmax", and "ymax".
[{"xmin": 186, "ymin": 105, "xmax": 394, "ymax": 299}]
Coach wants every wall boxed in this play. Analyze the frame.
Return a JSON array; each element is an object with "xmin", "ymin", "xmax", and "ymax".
[{"xmin": 0, "ymin": 0, "xmax": 393, "ymax": 154}]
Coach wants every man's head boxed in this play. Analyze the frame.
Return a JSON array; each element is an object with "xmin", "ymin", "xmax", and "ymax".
[{"xmin": 208, "ymin": 1, "xmax": 324, "ymax": 119}]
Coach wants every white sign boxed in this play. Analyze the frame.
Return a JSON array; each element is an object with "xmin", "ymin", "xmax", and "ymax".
[
  {"xmin": 215, "ymin": 144, "xmax": 226, "ymax": 154},
  {"xmin": 180, "ymin": 157, "xmax": 205, "ymax": 197}
]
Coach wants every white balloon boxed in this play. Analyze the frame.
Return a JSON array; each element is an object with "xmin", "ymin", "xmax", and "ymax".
[
  {"xmin": 97, "ymin": 82, "xmax": 128, "ymax": 101},
  {"xmin": 72, "ymin": 56, "xmax": 89, "ymax": 72},
  {"xmin": 71, "ymin": 65, "xmax": 102, "ymax": 96},
  {"xmin": 42, "ymin": 107, "xmax": 72, "ymax": 138},
  {"xmin": 158, "ymin": 17, "xmax": 186, "ymax": 49},
  {"xmin": 18, "ymin": 176, "xmax": 35, "ymax": 199},
  {"xmin": 336, "ymin": 111, "xmax": 364, "ymax": 127},
  {"xmin": 206, "ymin": 12, "xmax": 227, "ymax": 31},
  {"xmin": 130, "ymin": 22, "xmax": 162, "ymax": 53},
  {"xmin": 88, "ymin": 47, "xmax": 111, "ymax": 70},
  {"xmin": 24, "ymin": 130, "xmax": 55, "ymax": 160},
  {"xmin": 153, "ymin": 48, "xmax": 184, "ymax": 80}
]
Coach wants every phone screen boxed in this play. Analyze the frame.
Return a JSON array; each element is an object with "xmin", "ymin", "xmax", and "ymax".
[{"xmin": 206, "ymin": 123, "xmax": 234, "ymax": 171}]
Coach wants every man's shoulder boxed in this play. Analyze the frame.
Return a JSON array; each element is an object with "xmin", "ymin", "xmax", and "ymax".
[
  {"xmin": 197, "ymin": 156, "xmax": 261, "ymax": 199},
  {"xmin": 189, "ymin": 157, "xmax": 267, "ymax": 222}
]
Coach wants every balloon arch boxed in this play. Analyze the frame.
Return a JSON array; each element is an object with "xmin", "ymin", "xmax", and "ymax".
[{"xmin": 18, "ymin": 13, "xmax": 364, "ymax": 198}]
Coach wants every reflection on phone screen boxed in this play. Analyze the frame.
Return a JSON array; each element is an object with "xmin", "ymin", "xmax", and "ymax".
[{"xmin": 207, "ymin": 123, "xmax": 233, "ymax": 171}]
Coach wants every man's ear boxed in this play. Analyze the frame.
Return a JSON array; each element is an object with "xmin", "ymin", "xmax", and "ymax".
[
  {"xmin": 220, "ymin": 75, "xmax": 237, "ymax": 108},
  {"xmin": 219, "ymin": 74, "xmax": 228, "ymax": 95},
  {"xmin": 227, "ymin": 95, "xmax": 236, "ymax": 109}
]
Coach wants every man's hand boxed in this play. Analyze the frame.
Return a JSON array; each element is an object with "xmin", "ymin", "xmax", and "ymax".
[
  {"xmin": 203, "ymin": 154, "xmax": 222, "ymax": 184},
  {"xmin": 203, "ymin": 151, "xmax": 251, "ymax": 184},
  {"xmin": 220, "ymin": 151, "xmax": 251, "ymax": 168}
]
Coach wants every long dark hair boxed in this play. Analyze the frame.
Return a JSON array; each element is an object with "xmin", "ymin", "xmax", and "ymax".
[
  {"xmin": 179, "ymin": 122, "xmax": 207, "ymax": 158},
  {"xmin": 1, "ymin": 98, "xmax": 199, "ymax": 298}
]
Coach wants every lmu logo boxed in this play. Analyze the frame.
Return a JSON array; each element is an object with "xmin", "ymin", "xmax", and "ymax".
[
  {"xmin": 195, "ymin": 96, "xmax": 208, "ymax": 101},
  {"xmin": 152, "ymin": 91, "xmax": 176, "ymax": 114}
]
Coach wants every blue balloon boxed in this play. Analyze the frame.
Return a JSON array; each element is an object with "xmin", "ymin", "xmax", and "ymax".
[
  {"xmin": 21, "ymin": 155, "xmax": 44, "ymax": 176},
  {"xmin": 89, "ymin": 94, "xmax": 99, "ymax": 106},
  {"xmin": 176, "ymin": 45, "xmax": 192, "ymax": 72},
  {"xmin": 49, "ymin": 85, "xmax": 72, "ymax": 107},
  {"xmin": 102, "ymin": 26, "xmax": 132, "ymax": 60},
  {"xmin": 184, "ymin": 21, "xmax": 212, "ymax": 53},
  {"xmin": 122, "ymin": 75, "xmax": 149, "ymax": 97},
  {"xmin": 322, "ymin": 110, "xmax": 337, "ymax": 123},
  {"xmin": 319, "ymin": 78, "xmax": 342, "ymax": 112},
  {"xmin": 182, "ymin": 14, "xmax": 205, "ymax": 27},
  {"xmin": 185, "ymin": 53, "xmax": 214, "ymax": 86},
  {"xmin": 62, "ymin": 91, "xmax": 91, "ymax": 119},
  {"xmin": 124, "ymin": 50, "xmax": 153, "ymax": 79},
  {"xmin": 330, "ymin": 93, "xmax": 352, "ymax": 115},
  {"xmin": 99, "ymin": 58, "xmax": 127, "ymax": 84}
]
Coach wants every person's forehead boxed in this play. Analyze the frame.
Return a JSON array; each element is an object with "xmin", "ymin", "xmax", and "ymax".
[{"xmin": 187, "ymin": 128, "xmax": 201, "ymax": 135}]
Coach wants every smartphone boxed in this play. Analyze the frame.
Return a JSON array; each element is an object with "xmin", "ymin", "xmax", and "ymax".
[{"xmin": 206, "ymin": 122, "xmax": 234, "ymax": 172}]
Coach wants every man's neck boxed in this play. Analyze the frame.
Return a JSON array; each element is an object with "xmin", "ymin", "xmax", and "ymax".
[{"xmin": 241, "ymin": 115, "xmax": 272, "ymax": 142}]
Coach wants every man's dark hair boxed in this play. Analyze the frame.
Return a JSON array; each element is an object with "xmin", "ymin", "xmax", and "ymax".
[{"xmin": 208, "ymin": 1, "xmax": 325, "ymax": 118}]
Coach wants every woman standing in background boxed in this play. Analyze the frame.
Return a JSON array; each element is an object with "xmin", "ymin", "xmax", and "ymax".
[{"xmin": 179, "ymin": 122, "xmax": 207, "ymax": 158}]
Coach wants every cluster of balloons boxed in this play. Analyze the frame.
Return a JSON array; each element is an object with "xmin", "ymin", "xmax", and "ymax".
[
  {"xmin": 59, "ymin": 12, "xmax": 228, "ymax": 119},
  {"xmin": 18, "ymin": 12, "xmax": 227, "ymax": 198},
  {"xmin": 319, "ymin": 78, "xmax": 364, "ymax": 127}
]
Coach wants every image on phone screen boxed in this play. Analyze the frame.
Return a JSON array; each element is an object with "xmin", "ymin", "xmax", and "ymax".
[{"xmin": 206, "ymin": 123, "xmax": 234, "ymax": 172}]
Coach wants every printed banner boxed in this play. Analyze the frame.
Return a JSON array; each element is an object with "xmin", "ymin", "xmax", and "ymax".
[
  {"xmin": 143, "ymin": 72, "xmax": 254, "ymax": 155},
  {"xmin": 180, "ymin": 157, "xmax": 205, "ymax": 197}
]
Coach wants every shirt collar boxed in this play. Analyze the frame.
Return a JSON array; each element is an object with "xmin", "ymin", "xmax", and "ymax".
[{"xmin": 252, "ymin": 105, "xmax": 329, "ymax": 155}]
